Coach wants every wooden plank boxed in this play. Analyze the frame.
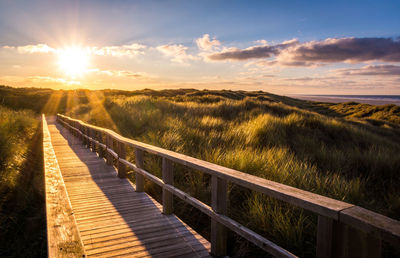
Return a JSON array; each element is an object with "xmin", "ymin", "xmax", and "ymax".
[
  {"xmin": 71, "ymin": 198, "xmax": 157, "ymax": 210},
  {"xmin": 339, "ymin": 206, "xmax": 399, "ymax": 247},
  {"xmin": 80, "ymin": 218, "xmax": 183, "ymax": 240},
  {"xmin": 211, "ymin": 175, "xmax": 227, "ymax": 257},
  {"xmin": 106, "ymin": 134, "xmax": 113, "ymax": 166},
  {"xmin": 135, "ymin": 148, "xmax": 145, "ymax": 192},
  {"xmin": 117, "ymin": 141, "xmax": 126, "ymax": 178},
  {"xmin": 84, "ymin": 225, "xmax": 195, "ymax": 250},
  {"xmin": 74, "ymin": 208, "xmax": 161, "ymax": 226},
  {"xmin": 162, "ymin": 157, "xmax": 174, "ymax": 215},
  {"xmin": 332, "ymin": 223, "xmax": 382, "ymax": 258},
  {"xmin": 74, "ymin": 205, "xmax": 160, "ymax": 222},
  {"xmin": 43, "ymin": 115, "xmax": 85, "ymax": 257},
  {"xmin": 77, "ymin": 213, "xmax": 165, "ymax": 232},
  {"xmin": 317, "ymin": 215, "xmax": 335, "ymax": 258},
  {"xmin": 88, "ymin": 236, "xmax": 195, "ymax": 257}
]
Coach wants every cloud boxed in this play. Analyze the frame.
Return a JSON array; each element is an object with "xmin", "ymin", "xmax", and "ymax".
[
  {"xmin": 333, "ymin": 64, "xmax": 400, "ymax": 76},
  {"xmin": 207, "ymin": 39, "xmax": 298, "ymax": 61},
  {"xmin": 115, "ymin": 70, "xmax": 151, "ymax": 79},
  {"xmin": 91, "ymin": 43, "xmax": 146, "ymax": 57},
  {"xmin": 3, "ymin": 43, "xmax": 146, "ymax": 58},
  {"xmin": 278, "ymin": 37, "xmax": 400, "ymax": 66},
  {"xmin": 254, "ymin": 40, "xmax": 268, "ymax": 45},
  {"xmin": 207, "ymin": 37, "xmax": 400, "ymax": 66},
  {"xmin": 14, "ymin": 44, "xmax": 56, "ymax": 54},
  {"xmin": 245, "ymin": 60, "xmax": 278, "ymax": 67},
  {"xmin": 156, "ymin": 44, "xmax": 198, "ymax": 63},
  {"xmin": 27, "ymin": 76, "xmax": 80, "ymax": 85},
  {"xmin": 196, "ymin": 34, "xmax": 221, "ymax": 50},
  {"xmin": 88, "ymin": 68, "xmax": 154, "ymax": 80}
]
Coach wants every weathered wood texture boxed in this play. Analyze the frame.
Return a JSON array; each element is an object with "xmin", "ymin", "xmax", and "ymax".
[
  {"xmin": 43, "ymin": 115, "xmax": 85, "ymax": 257},
  {"xmin": 46, "ymin": 117, "xmax": 211, "ymax": 257},
  {"xmin": 211, "ymin": 176, "xmax": 227, "ymax": 257}
]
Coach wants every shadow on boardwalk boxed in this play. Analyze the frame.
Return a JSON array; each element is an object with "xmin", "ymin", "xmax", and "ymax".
[{"xmin": 48, "ymin": 119, "xmax": 210, "ymax": 257}]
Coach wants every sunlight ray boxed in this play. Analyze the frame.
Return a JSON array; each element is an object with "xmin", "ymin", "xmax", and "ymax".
[
  {"xmin": 41, "ymin": 91, "xmax": 64, "ymax": 115},
  {"xmin": 83, "ymin": 91, "xmax": 120, "ymax": 133}
]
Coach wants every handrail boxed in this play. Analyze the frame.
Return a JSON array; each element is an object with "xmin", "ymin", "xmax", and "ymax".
[{"xmin": 56, "ymin": 113, "xmax": 400, "ymax": 258}]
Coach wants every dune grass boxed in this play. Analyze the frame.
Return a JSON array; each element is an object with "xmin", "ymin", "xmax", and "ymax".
[
  {"xmin": 1, "ymin": 86, "xmax": 399, "ymax": 256},
  {"xmin": 64, "ymin": 90, "xmax": 400, "ymax": 256},
  {"xmin": 0, "ymin": 105, "xmax": 46, "ymax": 257}
]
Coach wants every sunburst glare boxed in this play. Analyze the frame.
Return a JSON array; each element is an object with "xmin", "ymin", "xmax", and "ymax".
[{"xmin": 57, "ymin": 47, "xmax": 90, "ymax": 78}]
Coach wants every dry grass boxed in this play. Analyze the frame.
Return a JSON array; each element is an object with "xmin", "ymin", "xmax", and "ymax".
[
  {"xmin": 1, "ymin": 86, "xmax": 399, "ymax": 257},
  {"xmin": 0, "ymin": 105, "xmax": 46, "ymax": 257}
]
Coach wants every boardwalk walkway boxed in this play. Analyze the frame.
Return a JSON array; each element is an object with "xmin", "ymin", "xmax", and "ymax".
[{"xmin": 46, "ymin": 117, "xmax": 211, "ymax": 257}]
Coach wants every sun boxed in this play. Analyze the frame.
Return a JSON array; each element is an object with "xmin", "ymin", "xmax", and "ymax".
[{"xmin": 57, "ymin": 47, "xmax": 90, "ymax": 78}]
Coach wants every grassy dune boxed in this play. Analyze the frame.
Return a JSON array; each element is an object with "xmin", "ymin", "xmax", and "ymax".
[
  {"xmin": 0, "ymin": 105, "xmax": 46, "ymax": 257},
  {"xmin": 1, "ymin": 86, "xmax": 399, "ymax": 256},
  {"xmin": 66, "ymin": 89, "xmax": 399, "ymax": 256}
]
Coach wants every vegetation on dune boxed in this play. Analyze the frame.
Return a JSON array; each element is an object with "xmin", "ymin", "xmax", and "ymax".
[
  {"xmin": 0, "ymin": 105, "xmax": 46, "ymax": 257},
  {"xmin": 1, "ymin": 85, "xmax": 399, "ymax": 257},
  {"xmin": 65, "ymin": 89, "xmax": 400, "ymax": 257}
]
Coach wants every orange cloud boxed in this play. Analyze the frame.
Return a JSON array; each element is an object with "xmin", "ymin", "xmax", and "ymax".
[{"xmin": 2, "ymin": 44, "xmax": 56, "ymax": 53}]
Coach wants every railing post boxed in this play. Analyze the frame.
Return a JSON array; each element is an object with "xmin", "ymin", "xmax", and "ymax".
[
  {"xmin": 74, "ymin": 121, "xmax": 77, "ymax": 137},
  {"xmin": 82, "ymin": 126, "xmax": 87, "ymax": 146},
  {"xmin": 162, "ymin": 158, "xmax": 173, "ymax": 215},
  {"xmin": 317, "ymin": 216, "xmax": 382, "ymax": 258},
  {"xmin": 211, "ymin": 175, "xmax": 227, "ymax": 257},
  {"xmin": 90, "ymin": 128, "xmax": 96, "ymax": 153},
  {"xmin": 98, "ymin": 132, "xmax": 104, "ymax": 158},
  {"xmin": 86, "ymin": 127, "xmax": 91, "ymax": 149},
  {"xmin": 106, "ymin": 134, "xmax": 113, "ymax": 166},
  {"xmin": 117, "ymin": 141, "xmax": 126, "ymax": 178},
  {"xmin": 71, "ymin": 120, "xmax": 74, "ymax": 136},
  {"xmin": 81, "ymin": 124, "xmax": 84, "ymax": 142},
  {"xmin": 317, "ymin": 216, "xmax": 338, "ymax": 258},
  {"xmin": 135, "ymin": 148, "xmax": 144, "ymax": 192}
]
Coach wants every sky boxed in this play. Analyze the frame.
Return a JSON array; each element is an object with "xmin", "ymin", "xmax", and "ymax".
[{"xmin": 0, "ymin": 0, "xmax": 399, "ymax": 94}]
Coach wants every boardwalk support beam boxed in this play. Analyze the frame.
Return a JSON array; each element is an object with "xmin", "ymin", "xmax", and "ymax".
[
  {"xmin": 106, "ymin": 134, "xmax": 113, "ymax": 166},
  {"xmin": 162, "ymin": 157, "xmax": 174, "ymax": 215},
  {"xmin": 211, "ymin": 175, "xmax": 228, "ymax": 257},
  {"xmin": 135, "ymin": 148, "xmax": 145, "ymax": 192},
  {"xmin": 117, "ymin": 140, "xmax": 126, "ymax": 178}
]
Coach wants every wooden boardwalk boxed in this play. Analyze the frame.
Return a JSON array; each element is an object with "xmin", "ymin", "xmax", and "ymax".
[
  {"xmin": 46, "ymin": 118, "xmax": 211, "ymax": 257},
  {"xmin": 45, "ymin": 114, "xmax": 400, "ymax": 258}
]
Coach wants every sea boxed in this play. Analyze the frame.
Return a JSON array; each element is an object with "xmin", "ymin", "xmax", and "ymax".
[{"xmin": 290, "ymin": 95, "xmax": 400, "ymax": 106}]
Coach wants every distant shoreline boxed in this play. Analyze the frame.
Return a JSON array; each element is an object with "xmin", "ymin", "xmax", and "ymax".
[{"xmin": 288, "ymin": 95, "xmax": 400, "ymax": 106}]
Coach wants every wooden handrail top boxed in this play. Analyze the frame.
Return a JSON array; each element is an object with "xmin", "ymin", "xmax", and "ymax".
[{"xmin": 57, "ymin": 114, "xmax": 400, "ymax": 248}]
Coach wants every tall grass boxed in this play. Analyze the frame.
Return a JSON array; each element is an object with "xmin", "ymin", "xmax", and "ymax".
[
  {"xmin": 65, "ymin": 90, "xmax": 400, "ymax": 257},
  {"xmin": 1, "ymin": 86, "xmax": 399, "ymax": 256},
  {"xmin": 0, "ymin": 105, "xmax": 46, "ymax": 257}
]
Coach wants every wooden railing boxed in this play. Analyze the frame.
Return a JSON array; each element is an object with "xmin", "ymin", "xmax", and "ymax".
[{"xmin": 57, "ymin": 114, "xmax": 400, "ymax": 258}]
